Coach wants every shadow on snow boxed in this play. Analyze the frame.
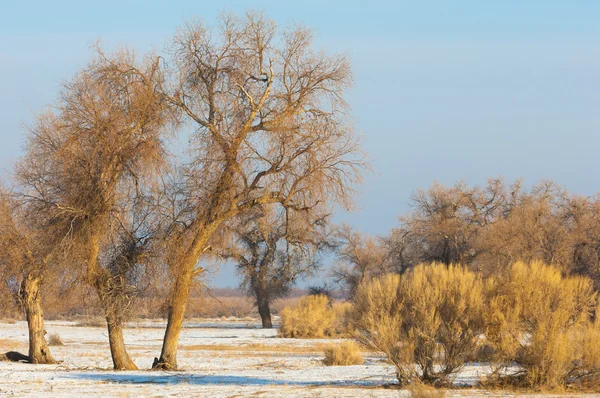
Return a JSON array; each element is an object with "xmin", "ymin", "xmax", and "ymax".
[{"xmin": 63, "ymin": 372, "xmax": 383, "ymax": 387}]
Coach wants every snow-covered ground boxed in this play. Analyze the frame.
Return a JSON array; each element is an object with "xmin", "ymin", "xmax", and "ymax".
[{"xmin": 0, "ymin": 320, "xmax": 595, "ymax": 397}]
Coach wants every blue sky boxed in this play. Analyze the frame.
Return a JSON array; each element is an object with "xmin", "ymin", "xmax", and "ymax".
[{"xmin": 2, "ymin": 1, "xmax": 599, "ymax": 286}]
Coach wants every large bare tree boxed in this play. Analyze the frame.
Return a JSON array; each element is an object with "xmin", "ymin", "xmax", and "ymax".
[
  {"xmin": 16, "ymin": 47, "xmax": 172, "ymax": 370},
  {"xmin": 152, "ymin": 11, "xmax": 364, "ymax": 369}
]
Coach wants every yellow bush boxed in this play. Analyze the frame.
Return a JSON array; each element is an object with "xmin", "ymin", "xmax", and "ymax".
[
  {"xmin": 485, "ymin": 261, "xmax": 598, "ymax": 388},
  {"xmin": 278, "ymin": 295, "xmax": 336, "ymax": 338},
  {"xmin": 406, "ymin": 381, "xmax": 446, "ymax": 398},
  {"xmin": 352, "ymin": 264, "xmax": 485, "ymax": 386},
  {"xmin": 331, "ymin": 301, "xmax": 353, "ymax": 335},
  {"xmin": 572, "ymin": 321, "xmax": 600, "ymax": 387},
  {"xmin": 322, "ymin": 341, "xmax": 364, "ymax": 366}
]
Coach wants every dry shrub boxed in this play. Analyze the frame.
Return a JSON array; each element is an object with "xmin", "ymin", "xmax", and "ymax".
[
  {"xmin": 48, "ymin": 333, "xmax": 63, "ymax": 346},
  {"xmin": 352, "ymin": 264, "xmax": 485, "ymax": 386},
  {"xmin": 571, "ymin": 321, "xmax": 600, "ymax": 387},
  {"xmin": 278, "ymin": 295, "xmax": 349, "ymax": 338},
  {"xmin": 406, "ymin": 382, "xmax": 446, "ymax": 398},
  {"xmin": 271, "ymin": 296, "xmax": 302, "ymax": 315},
  {"xmin": 187, "ymin": 295, "xmax": 255, "ymax": 318},
  {"xmin": 331, "ymin": 301, "xmax": 353, "ymax": 335},
  {"xmin": 322, "ymin": 341, "xmax": 364, "ymax": 366},
  {"xmin": 75, "ymin": 317, "xmax": 106, "ymax": 327},
  {"xmin": 485, "ymin": 261, "xmax": 599, "ymax": 389}
]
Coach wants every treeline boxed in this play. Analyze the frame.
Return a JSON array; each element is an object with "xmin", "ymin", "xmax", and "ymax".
[
  {"xmin": 0, "ymin": 11, "xmax": 364, "ymax": 370},
  {"xmin": 333, "ymin": 178, "xmax": 600, "ymax": 295}
]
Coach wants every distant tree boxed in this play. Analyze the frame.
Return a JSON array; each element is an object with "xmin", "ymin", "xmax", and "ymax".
[
  {"xmin": 331, "ymin": 224, "xmax": 386, "ymax": 298},
  {"xmin": 385, "ymin": 178, "xmax": 600, "ymax": 287},
  {"xmin": 476, "ymin": 180, "xmax": 570, "ymax": 274},
  {"xmin": 220, "ymin": 205, "xmax": 330, "ymax": 328},
  {"xmin": 397, "ymin": 180, "xmax": 506, "ymax": 268},
  {"xmin": 566, "ymin": 195, "xmax": 600, "ymax": 289},
  {"xmin": 152, "ymin": 11, "xmax": 364, "ymax": 369},
  {"xmin": 307, "ymin": 283, "xmax": 334, "ymax": 299}
]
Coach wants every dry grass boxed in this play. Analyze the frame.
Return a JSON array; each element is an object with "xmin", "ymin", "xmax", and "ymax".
[
  {"xmin": 406, "ymin": 382, "xmax": 446, "ymax": 398},
  {"xmin": 74, "ymin": 317, "xmax": 106, "ymax": 327},
  {"xmin": 179, "ymin": 342, "xmax": 334, "ymax": 354},
  {"xmin": 48, "ymin": 333, "xmax": 64, "ymax": 346},
  {"xmin": 323, "ymin": 341, "xmax": 364, "ymax": 366},
  {"xmin": 271, "ymin": 297, "xmax": 302, "ymax": 315},
  {"xmin": 0, "ymin": 338, "xmax": 26, "ymax": 352}
]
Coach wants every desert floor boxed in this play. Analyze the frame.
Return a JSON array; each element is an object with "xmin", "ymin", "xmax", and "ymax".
[{"xmin": 0, "ymin": 320, "xmax": 596, "ymax": 397}]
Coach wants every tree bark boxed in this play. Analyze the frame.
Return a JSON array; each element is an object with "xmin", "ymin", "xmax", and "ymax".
[
  {"xmin": 88, "ymin": 233, "xmax": 137, "ymax": 370},
  {"xmin": 153, "ymin": 266, "xmax": 193, "ymax": 370},
  {"xmin": 257, "ymin": 294, "xmax": 273, "ymax": 329},
  {"xmin": 21, "ymin": 274, "xmax": 56, "ymax": 364},
  {"xmin": 106, "ymin": 312, "xmax": 138, "ymax": 370}
]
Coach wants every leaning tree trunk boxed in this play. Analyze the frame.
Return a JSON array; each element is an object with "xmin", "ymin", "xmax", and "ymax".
[
  {"xmin": 256, "ymin": 292, "xmax": 273, "ymax": 329},
  {"xmin": 21, "ymin": 274, "xmax": 56, "ymax": 364},
  {"xmin": 153, "ymin": 265, "xmax": 194, "ymax": 370},
  {"xmin": 105, "ymin": 312, "xmax": 138, "ymax": 370}
]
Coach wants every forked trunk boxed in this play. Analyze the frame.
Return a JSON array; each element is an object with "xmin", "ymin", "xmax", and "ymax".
[
  {"xmin": 21, "ymin": 274, "xmax": 56, "ymax": 364},
  {"xmin": 256, "ymin": 294, "xmax": 273, "ymax": 329},
  {"xmin": 106, "ymin": 313, "xmax": 138, "ymax": 370},
  {"xmin": 153, "ymin": 267, "xmax": 193, "ymax": 370}
]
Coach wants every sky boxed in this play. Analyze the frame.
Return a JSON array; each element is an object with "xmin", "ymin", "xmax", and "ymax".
[{"xmin": 1, "ymin": 1, "xmax": 599, "ymax": 286}]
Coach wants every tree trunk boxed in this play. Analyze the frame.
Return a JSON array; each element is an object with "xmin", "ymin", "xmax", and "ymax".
[
  {"xmin": 257, "ymin": 293, "xmax": 273, "ymax": 328},
  {"xmin": 153, "ymin": 267, "xmax": 193, "ymax": 370},
  {"xmin": 88, "ymin": 233, "xmax": 137, "ymax": 370},
  {"xmin": 257, "ymin": 301, "xmax": 273, "ymax": 328},
  {"xmin": 106, "ymin": 312, "xmax": 138, "ymax": 370},
  {"xmin": 21, "ymin": 274, "xmax": 56, "ymax": 364}
]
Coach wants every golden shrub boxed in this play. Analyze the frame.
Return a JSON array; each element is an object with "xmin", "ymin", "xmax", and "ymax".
[
  {"xmin": 406, "ymin": 381, "xmax": 446, "ymax": 398},
  {"xmin": 352, "ymin": 264, "xmax": 485, "ymax": 386},
  {"xmin": 278, "ymin": 295, "xmax": 337, "ymax": 338},
  {"xmin": 484, "ymin": 261, "xmax": 598, "ymax": 388},
  {"xmin": 322, "ymin": 341, "xmax": 364, "ymax": 366}
]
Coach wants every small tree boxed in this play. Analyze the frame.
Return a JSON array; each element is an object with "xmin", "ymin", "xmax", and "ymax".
[
  {"xmin": 220, "ymin": 205, "xmax": 329, "ymax": 328},
  {"xmin": 0, "ymin": 189, "xmax": 56, "ymax": 364}
]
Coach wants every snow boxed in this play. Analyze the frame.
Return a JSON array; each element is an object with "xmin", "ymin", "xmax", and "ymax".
[{"xmin": 0, "ymin": 320, "xmax": 596, "ymax": 397}]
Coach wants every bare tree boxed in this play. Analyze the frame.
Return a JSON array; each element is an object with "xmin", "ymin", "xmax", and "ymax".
[
  {"xmin": 477, "ymin": 180, "xmax": 573, "ymax": 275},
  {"xmin": 16, "ymin": 47, "xmax": 172, "ymax": 370},
  {"xmin": 567, "ymin": 195, "xmax": 600, "ymax": 289},
  {"xmin": 219, "ymin": 205, "xmax": 330, "ymax": 328},
  {"xmin": 0, "ymin": 188, "xmax": 56, "ymax": 364},
  {"xmin": 385, "ymin": 178, "xmax": 600, "ymax": 286},
  {"xmin": 399, "ymin": 180, "xmax": 506, "ymax": 267},
  {"xmin": 331, "ymin": 224, "xmax": 386, "ymax": 298},
  {"xmin": 152, "ymin": 11, "xmax": 364, "ymax": 369}
]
